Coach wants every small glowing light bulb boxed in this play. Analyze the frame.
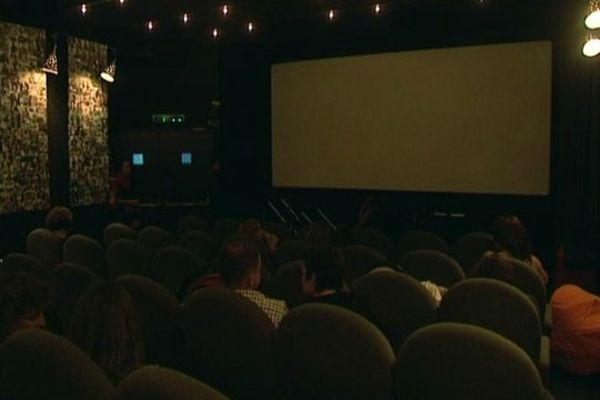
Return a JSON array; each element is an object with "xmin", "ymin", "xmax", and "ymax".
[
  {"xmin": 147, "ymin": 21, "xmax": 154, "ymax": 31},
  {"xmin": 81, "ymin": 4, "xmax": 87, "ymax": 15},
  {"xmin": 248, "ymin": 22, "xmax": 254, "ymax": 32},
  {"xmin": 212, "ymin": 28, "xmax": 219, "ymax": 38},
  {"xmin": 375, "ymin": 4, "xmax": 381, "ymax": 14},
  {"xmin": 183, "ymin": 13, "xmax": 189, "ymax": 24},
  {"xmin": 328, "ymin": 10, "xmax": 335, "ymax": 20},
  {"xmin": 222, "ymin": 5, "xmax": 229, "ymax": 16},
  {"xmin": 583, "ymin": 38, "xmax": 600, "ymax": 57},
  {"xmin": 119, "ymin": 0, "xmax": 125, "ymax": 5}
]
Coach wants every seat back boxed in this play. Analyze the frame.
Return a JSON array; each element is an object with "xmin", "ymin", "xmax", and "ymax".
[
  {"xmin": 0, "ymin": 329, "xmax": 114, "ymax": 400},
  {"xmin": 438, "ymin": 278, "xmax": 541, "ymax": 363},
  {"xmin": 64, "ymin": 234, "xmax": 105, "ymax": 277},
  {"xmin": 181, "ymin": 288, "xmax": 278, "ymax": 400},
  {"xmin": 114, "ymin": 366, "xmax": 228, "ymax": 400},
  {"xmin": 106, "ymin": 239, "xmax": 150, "ymax": 278},
  {"xmin": 26, "ymin": 228, "xmax": 62, "ymax": 269},
  {"xmin": 0, "ymin": 253, "xmax": 49, "ymax": 280},
  {"xmin": 137, "ymin": 226, "xmax": 176, "ymax": 257},
  {"xmin": 350, "ymin": 226, "xmax": 394, "ymax": 258},
  {"xmin": 211, "ymin": 218, "xmax": 240, "ymax": 246},
  {"xmin": 450, "ymin": 231, "xmax": 495, "ymax": 274},
  {"xmin": 394, "ymin": 323, "xmax": 544, "ymax": 400},
  {"xmin": 507, "ymin": 257, "xmax": 547, "ymax": 319},
  {"xmin": 178, "ymin": 230, "xmax": 216, "ymax": 265},
  {"xmin": 103, "ymin": 222, "xmax": 136, "ymax": 247},
  {"xmin": 394, "ymin": 230, "xmax": 449, "ymax": 260},
  {"xmin": 151, "ymin": 246, "xmax": 203, "ymax": 294},
  {"xmin": 338, "ymin": 244, "xmax": 388, "ymax": 285},
  {"xmin": 51, "ymin": 263, "xmax": 100, "ymax": 332},
  {"xmin": 177, "ymin": 215, "xmax": 208, "ymax": 236},
  {"xmin": 275, "ymin": 303, "xmax": 395, "ymax": 400},
  {"xmin": 399, "ymin": 250, "xmax": 465, "ymax": 287},
  {"xmin": 353, "ymin": 270, "xmax": 437, "ymax": 351},
  {"xmin": 275, "ymin": 240, "xmax": 312, "ymax": 268}
]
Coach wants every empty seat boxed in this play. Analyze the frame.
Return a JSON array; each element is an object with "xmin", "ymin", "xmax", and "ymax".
[
  {"xmin": 353, "ymin": 269, "xmax": 437, "ymax": 351},
  {"xmin": 350, "ymin": 226, "xmax": 394, "ymax": 258},
  {"xmin": 151, "ymin": 246, "xmax": 203, "ymax": 294},
  {"xmin": 394, "ymin": 323, "xmax": 545, "ymax": 400},
  {"xmin": 450, "ymin": 231, "xmax": 495, "ymax": 274},
  {"xmin": 106, "ymin": 239, "xmax": 150, "ymax": 278},
  {"xmin": 394, "ymin": 230, "xmax": 449, "ymax": 260},
  {"xmin": 338, "ymin": 244, "xmax": 388, "ymax": 285},
  {"xmin": 275, "ymin": 303, "xmax": 395, "ymax": 400},
  {"xmin": 399, "ymin": 250, "xmax": 465, "ymax": 288},
  {"xmin": 0, "ymin": 329, "xmax": 114, "ymax": 400},
  {"xmin": 137, "ymin": 226, "xmax": 176, "ymax": 257},
  {"xmin": 51, "ymin": 263, "xmax": 100, "ymax": 332},
  {"xmin": 0, "ymin": 253, "xmax": 49, "ymax": 280},
  {"xmin": 103, "ymin": 222, "xmax": 136, "ymax": 247},
  {"xmin": 114, "ymin": 366, "xmax": 228, "ymax": 400},
  {"xmin": 26, "ymin": 228, "xmax": 62, "ymax": 269},
  {"xmin": 178, "ymin": 230, "xmax": 216, "ymax": 264},
  {"xmin": 64, "ymin": 234, "xmax": 105, "ymax": 277},
  {"xmin": 181, "ymin": 288, "xmax": 279, "ymax": 399},
  {"xmin": 438, "ymin": 278, "xmax": 549, "ymax": 382}
]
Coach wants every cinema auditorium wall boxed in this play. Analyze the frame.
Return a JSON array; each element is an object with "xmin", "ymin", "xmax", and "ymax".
[
  {"xmin": 0, "ymin": 22, "xmax": 50, "ymax": 214},
  {"xmin": 0, "ymin": 21, "xmax": 109, "ymax": 214}
]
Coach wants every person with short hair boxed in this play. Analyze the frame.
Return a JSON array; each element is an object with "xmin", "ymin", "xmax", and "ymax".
[
  {"xmin": 218, "ymin": 240, "xmax": 287, "ymax": 327},
  {"xmin": 44, "ymin": 206, "xmax": 73, "ymax": 240},
  {"xmin": 301, "ymin": 245, "xmax": 353, "ymax": 309},
  {"xmin": 0, "ymin": 274, "xmax": 52, "ymax": 342},
  {"xmin": 68, "ymin": 281, "xmax": 143, "ymax": 384}
]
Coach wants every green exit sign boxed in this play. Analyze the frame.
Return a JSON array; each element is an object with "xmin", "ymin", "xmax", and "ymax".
[{"xmin": 152, "ymin": 114, "xmax": 186, "ymax": 124}]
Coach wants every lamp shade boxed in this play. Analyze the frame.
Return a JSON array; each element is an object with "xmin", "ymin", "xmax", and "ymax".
[
  {"xmin": 583, "ymin": 38, "xmax": 600, "ymax": 57},
  {"xmin": 100, "ymin": 61, "xmax": 116, "ymax": 83},
  {"xmin": 42, "ymin": 47, "xmax": 58, "ymax": 75}
]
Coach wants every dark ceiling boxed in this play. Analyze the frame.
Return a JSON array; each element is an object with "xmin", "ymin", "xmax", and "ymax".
[{"xmin": 0, "ymin": 0, "xmax": 551, "ymax": 49}]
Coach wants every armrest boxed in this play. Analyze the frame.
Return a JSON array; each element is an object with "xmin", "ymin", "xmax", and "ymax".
[{"xmin": 538, "ymin": 335, "xmax": 550, "ymax": 386}]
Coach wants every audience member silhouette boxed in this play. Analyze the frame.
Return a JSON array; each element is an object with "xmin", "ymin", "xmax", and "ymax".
[
  {"xmin": 68, "ymin": 281, "xmax": 143, "ymax": 384},
  {"xmin": 218, "ymin": 239, "xmax": 287, "ymax": 326},
  {"xmin": 44, "ymin": 206, "xmax": 73, "ymax": 241}
]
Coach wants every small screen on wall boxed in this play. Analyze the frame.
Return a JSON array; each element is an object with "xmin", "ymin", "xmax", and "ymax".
[
  {"xmin": 132, "ymin": 153, "xmax": 144, "ymax": 166},
  {"xmin": 181, "ymin": 153, "xmax": 192, "ymax": 165}
]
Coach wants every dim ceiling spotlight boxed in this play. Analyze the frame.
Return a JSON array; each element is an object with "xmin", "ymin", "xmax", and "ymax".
[
  {"xmin": 375, "ymin": 4, "xmax": 381, "ymax": 14},
  {"xmin": 147, "ymin": 20, "xmax": 154, "ymax": 31},
  {"xmin": 212, "ymin": 28, "xmax": 219, "ymax": 38},
  {"xmin": 586, "ymin": 0, "xmax": 600, "ymax": 29},
  {"xmin": 222, "ymin": 5, "xmax": 229, "ymax": 16},
  {"xmin": 328, "ymin": 9, "xmax": 335, "ymax": 20},
  {"xmin": 248, "ymin": 22, "xmax": 254, "ymax": 32},
  {"xmin": 583, "ymin": 37, "xmax": 600, "ymax": 57},
  {"xmin": 81, "ymin": 3, "xmax": 87, "ymax": 15},
  {"xmin": 183, "ymin": 13, "xmax": 189, "ymax": 24},
  {"xmin": 119, "ymin": 0, "xmax": 125, "ymax": 5},
  {"xmin": 42, "ymin": 44, "xmax": 58, "ymax": 75},
  {"xmin": 100, "ymin": 60, "xmax": 116, "ymax": 83}
]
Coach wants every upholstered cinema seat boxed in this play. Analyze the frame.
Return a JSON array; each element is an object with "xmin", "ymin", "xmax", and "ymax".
[
  {"xmin": 181, "ymin": 288, "xmax": 279, "ymax": 400},
  {"xmin": 0, "ymin": 329, "xmax": 114, "ymax": 400},
  {"xmin": 399, "ymin": 249, "xmax": 465, "ymax": 287},
  {"xmin": 26, "ymin": 228, "xmax": 62, "ymax": 269},
  {"xmin": 394, "ymin": 323, "xmax": 546, "ymax": 400},
  {"xmin": 275, "ymin": 303, "xmax": 395, "ymax": 400},
  {"xmin": 450, "ymin": 231, "xmax": 495, "ymax": 274},
  {"xmin": 394, "ymin": 230, "xmax": 449, "ymax": 260},
  {"xmin": 350, "ymin": 226, "xmax": 394, "ymax": 258},
  {"xmin": 262, "ymin": 260, "xmax": 309, "ymax": 308},
  {"xmin": 353, "ymin": 269, "xmax": 437, "ymax": 351},
  {"xmin": 275, "ymin": 240, "xmax": 312, "ymax": 268},
  {"xmin": 151, "ymin": 245, "xmax": 203, "ymax": 295},
  {"xmin": 438, "ymin": 278, "xmax": 550, "ymax": 384},
  {"xmin": 114, "ymin": 366, "xmax": 229, "ymax": 400},
  {"xmin": 137, "ymin": 226, "xmax": 176, "ymax": 257},
  {"xmin": 106, "ymin": 239, "xmax": 150, "ymax": 278},
  {"xmin": 63, "ymin": 234, "xmax": 105, "ymax": 277},
  {"xmin": 0, "ymin": 253, "xmax": 49, "ymax": 280},
  {"xmin": 338, "ymin": 244, "xmax": 389, "ymax": 285},
  {"xmin": 178, "ymin": 230, "xmax": 216, "ymax": 265},
  {"xmin": 103, "ymin": 222, "xmax": 136, "ymax": 248}
]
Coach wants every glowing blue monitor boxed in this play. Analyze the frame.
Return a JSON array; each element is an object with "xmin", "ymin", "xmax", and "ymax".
[
  {"xmin": 132, "ymin": 153, "xmax": 144, "ymax": 166},
  {"xmin": 181, "ymin": 152, "xmax": 192, "ymax": 165}
]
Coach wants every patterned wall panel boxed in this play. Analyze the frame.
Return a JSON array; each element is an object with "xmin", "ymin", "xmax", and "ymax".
[
  {"xmin": 0, "ymin": 23, "xmax": 50, "ymax": 214},
  {"xmin": 68, "ymin": 38, "xmax": 109, "ymax": 206}
]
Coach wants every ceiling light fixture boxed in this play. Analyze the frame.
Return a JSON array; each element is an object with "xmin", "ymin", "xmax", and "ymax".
[
  {"xmin": 222, "ymin": 5, "xmax": 229, "ymax": 16},
  {"xmin": 81, "ymin": 4, "xmax": 87, "ymax": 15},
  {"xmin": 247, "ymin": 22, "xmax": 254, "ymax": 33},
  {"xmin": 586, "ymin": 0, "xmax": 600, "ymax": 29},
  {"xmin": 183, "ymin": 13, "xmax": 189, "ymax": 24},
  {"xmin": 42, "ymin": 44, "xmax": 58, "ymax": 75},
  {"xmin": 119, "ymin": 0, "xmax": 125, "ymax": 5},
  {"xmin": 100, "ymin": 61, "xmax": 116, "ymax": 83},
  {"xmin": 212, "ymin": 28, "xmax": 219, "ymax": 38},
  {"xmin": 147, "ymin": 20, "xmax": 154, "ymax": 31},
  {"xmin": 328, "ymin": 10, "xmax": 335, "ymax": 21},
  {"xmin": 375, "ymin": 4, "xmax": 381, "ymax": 14}
]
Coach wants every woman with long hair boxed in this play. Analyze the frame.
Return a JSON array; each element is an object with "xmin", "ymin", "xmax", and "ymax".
[
  {"xmin": 490, "ymin": 214, "xmax": 549, "ymax": 284},
  {"xmin": 68, "ymin": 281, "xmax": 143, "ymax": 383}
]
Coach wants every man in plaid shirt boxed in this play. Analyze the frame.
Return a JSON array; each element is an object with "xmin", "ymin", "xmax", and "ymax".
[{"xmin": 219, "ymin": 239, "xmax": 288, "ymax": 327}]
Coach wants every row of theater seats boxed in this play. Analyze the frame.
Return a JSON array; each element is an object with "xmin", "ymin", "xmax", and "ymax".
[{"xmin": 0, "ymin": 288, "xmax": 551, "ymax": 400}]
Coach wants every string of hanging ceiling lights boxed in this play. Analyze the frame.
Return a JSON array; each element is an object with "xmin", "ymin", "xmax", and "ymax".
[{"xmin": 584, "ymin": 0, "xmax": 600, "ymax": 57}]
